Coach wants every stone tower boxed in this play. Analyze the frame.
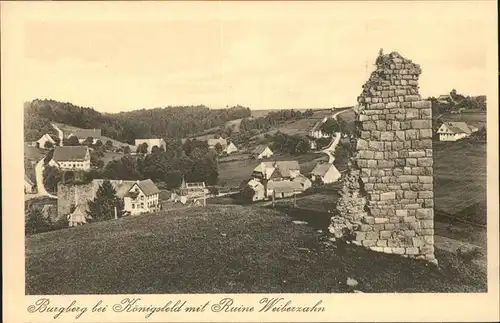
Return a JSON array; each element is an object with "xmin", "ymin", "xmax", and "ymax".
[{"xmin": 330, "ymin": 51, "xmax": 436, "ymax": 264}]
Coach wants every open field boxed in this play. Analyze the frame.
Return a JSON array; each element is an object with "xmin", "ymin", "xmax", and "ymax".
[
  {"xmin": 26, "ymin": 204, "xmax": 486, "ymax": 294},
  {"xmin": 225, "ymin": 118, "xmax": 243, "ymax": 133},
  {"xmin": 433, "ymin": 140, "xmax": 486, "ymax": 224},
  {"xmin": 100, "ymin": 151, "xmax": 126, "ymax": 165}
]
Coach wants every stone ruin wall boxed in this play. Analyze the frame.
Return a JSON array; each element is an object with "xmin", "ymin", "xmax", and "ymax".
[{"xmin": 330, "ymin": 51, "xmax": 436, "ymax": 264}]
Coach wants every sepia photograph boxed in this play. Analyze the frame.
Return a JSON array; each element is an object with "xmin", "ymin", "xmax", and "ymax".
[{"xmin": 2, "ymin": 0, "xmax": 499, "ymax": 322}]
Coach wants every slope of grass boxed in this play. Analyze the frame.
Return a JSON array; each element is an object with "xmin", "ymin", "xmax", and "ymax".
[
  {"xmin": 26, "ymin": 205, "xmax": 486, "ymax": 294},
  {"xmin": 433, "ymin": 141, "xmax": 486, "ymax": 222}
]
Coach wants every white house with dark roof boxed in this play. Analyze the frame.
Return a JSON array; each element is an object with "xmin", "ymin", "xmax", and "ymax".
[
  {"xmin": 49, "ymin": 146, "xmax": 91, "ymax": 171},
  {"xmin": 67, "ymin": 128, "xmax": 102, "ymax": 143},
  {"xmin": 437, "ymin": 122, "xmax": 479, "ymax": 142},
  {"xmin": 123, "ymin": 179, "xmax": 161, "ymax": 215},
  {"xmin": 36, "ymin": 133, "xmax": 56, "ymax": 149},
  {"xmin": 252, "ymin": 145, "xmax": 273, "ymax": 159},
  {"xmin": 310, "ymin": 163, "xmax": 341, "ymax": 184},
  {"xmin": 252, "ymin": 160, "xmax": 301, "ymax": 181}
]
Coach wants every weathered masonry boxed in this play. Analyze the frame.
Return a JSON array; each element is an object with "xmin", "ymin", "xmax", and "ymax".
[{"xmin": 331, "ymin": 51, "xmax": 436, "ymax": 264}]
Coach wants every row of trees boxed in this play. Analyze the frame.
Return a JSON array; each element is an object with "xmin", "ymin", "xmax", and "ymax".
[
  {"xmin": 239, "ymin": 109, "xmax": 310, "ymax": 133},
  {"xmin": 270, "ymin": 131, "xmax": 311, "ymax": 155},
  {"xmin": 25, "ymin": 99, "xmax": 251, "ymax": 142}
]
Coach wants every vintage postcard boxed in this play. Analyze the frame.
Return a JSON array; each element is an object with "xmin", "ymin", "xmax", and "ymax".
[{"xmin": 2, "ymin": 0, "xmax": 499, "ymax": 322}]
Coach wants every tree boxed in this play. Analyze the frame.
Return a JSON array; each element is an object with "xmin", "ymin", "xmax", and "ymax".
[
  {"xmin": 83, "ymin": 136, "xmax": 94, "ymax": 146},
  {"xmin": 87, "ymin": 180, "xmax": 124, "ymax": 222},
  {"xmin": 44, "ymin": 141, "xmax": 54, "ymax": 149},
  {"xmin": 295, "ymin": 136, "xmax": 311, "ymax": 154},
  {"xmin": 136, "ymin": 142, "xmax": 148, "ymax": 154},
  {"xmin": 42, "ymin": 165, "xmax": 62, "ymax": 193},
  {"xmin": 105, "ymin": 140, "xmax": 113, "ymax": 150},
  {"xmin": 25, "ymin": 206, "xmax": 53, "ymax": 235},
  {"xmin": 94, "ymin": 139, "xmax": 103, "ymax": 149},
  {"xmin": 240, "ymin": 185, "xmax": 255, "ymax": 202},
  {"xmin": 163, "ymin": 170, "xmax": 183, "ymax": 189},
  {"xmin": 122, "ymin": 146, "xmax": 131, "ymax": 154},
  {"xmin": 65, "ymin": 136, "xmax": 80, "ymax": 146},
  {"xmin": 91, "ymin": 155, "xmax": 105, "ymax": 169},
  {"xmin": 214, "ymin": 142, "xmax": 224, "ymax": 155},
  {"xmin": 321, "ymin": 118, "xmax": 340, "ymax": 135}
]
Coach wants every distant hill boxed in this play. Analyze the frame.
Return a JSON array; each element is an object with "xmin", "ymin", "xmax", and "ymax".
[{"xmin": 24, "ymin": 99, "xmax": 251, "ymax": 143}]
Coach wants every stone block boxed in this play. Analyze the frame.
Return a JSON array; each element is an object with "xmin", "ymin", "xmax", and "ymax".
[
  {"xmin": 358, "ymin": 150, "xmax": 374, "ymax": 159},
  {"xmin": 360, "ymin": 131, "xmax": 371, "ymax": 139},
  {"xmin": 404, "ymin": 216, "xmax": 416, "ymax": 223},
  {"xmin": 374, "ymin": 217, "xmax": 389, "ymax": 224},
  {"xmin": 418, "ymin": 191, "xmax": 433, "ymax": 199},
  {"xmin": 367, "ymin": 160, "xmax": 378, "ymax": 168},
  {"xmin": 405, "ymin": 95, "xmax": 421, "ymax": 102},
  {"xmin": 369, "ymin": 103, "xmax": 385, "ymax": 110},
  {"xmin": 366, "ymin": 232, "xmax": 379, "ymax": 240},
  {"xmin": 408, "ymin": 151, "xmax": 426, "ymax": 158},
  {"xmin": 376, "ymin": 120, "xmax": 387, "ymax": 131},
  {"xmin": 412, "ymin": 237, "xmax": 425, "ymax": 247},
  {"xmin": 417, "ymin": 158, "xmax": 433, "ymax": 167},
  {"xmin": 406, "ymin": 109, "xmax": 419, "ymax": 119},
  {"xmin": 370, "ymin": 246, "xmax": 384, "ymax": 252},
  {"xmin": 396, "ymin": 209, "xmax": 408, "ymax": 217},
  {"xmin": 369, "ymin": 141, "xmax": 385, "ymax": 151},
  {"xmin": 362, "ymin": 240, "xmax": 377, "ymax": 247},
  {"xmin": 405, "ymin": 129, "xmax": 419, "ymax": 140},
  {"xmin": 406, "ymin": 158, "xmax": 417, "ymax": 166},
  {"xmin": 392, "ymin": 247, "xmax": 406, "ymax": 255},
  {"xmin": 416, "ymin": 208, "xmax": 433, "ymax": 219},
  {"xmin": 376, "ymin": 240, "xmax": 388, "ymax": 247},
  {"xmin": 379, "ymin": 192, "xmax": 396, "ymax": 201},
  {"xmin": 404, "ymin": 190, "xmax": 418, "ymax": 199},
  {"xmin": 359, "ymin": 224, "xmax": 372, "ymax": 232},
  {"xmin": 379, "ymin": 230, "xmax": 392, "ymax": 239},
  {"xmin": 421, "ymin": 245, "xmax": 435, "ymax": 255},
  {"xmin": 418, "ymin": 176, "xmax": 433, "ymax": 184},
  {"xmin": 411, "ymin": 119, "xmax": 432, "ymax": 129},
  {"xmin": 420, "ymin": 129, "xmax": 433, "ymax": 138},
  {"xmin": 355, "ymin": 232, "xmax": 366, "ymax": 241},
  {"xmin": 404, "ymin": 230, "xmax": 416, "ymax": 237},
  {"xmin": 383, "ymin": 247, "xmax": 393, "ymax": 254},
  {"xmin": 411, "ymin": 100, "xmax": 432, "ymax": 109},
  {"xmin": 384, "ymin": 223, "xmax": 395, "ymax": 230},
  {"xmin": 362, "ymin": 121, "xmax": 377, "ymax": 131},
  {"xmin": 421, "ymin": 220, "xmax": 434, "ymax": 229},
  {"xmin": 356, "ymin": 139, "xmax": 369, "ymax": 150},
  {"xmin": 397, "ymin": 175, "xmax": 418, "ymax": 183},
  {"xmin": 378, "ymin": 160, "xmax": 395, "ymax": 168},
  {"xmin": 423, "ymin": 236, "xmax": 434, "ymax": 244},
  {"xmin": 380, "ymin": 131, "xmax": 394, "ymax": 141},
  {"xmin": 420, "ymin": 108, "xmax": 432, "ymax": 119},
  {"xmin": 421, "ymin": 229, "xmax": 434, "ymax": 235},
  {"xmin": 406, "ymin": 247, "xmax": 419, "ymax": 255},
  {"xmin": 362, "ymin": 216, "xmax": 375, "ymax": 224}
]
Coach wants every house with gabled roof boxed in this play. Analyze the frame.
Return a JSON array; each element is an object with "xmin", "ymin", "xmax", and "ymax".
[
  {"xmin": 67, "ymin": 129, "xmax": 102, "ymax": 143},
  {"xmin": 267, "ymin": 180, "xmax": 303, "ymax": 199},
  {"xmin": 252, "ymin": 160, "xmax": 301, "ymax": 181},
  {"xmin": 310, "ymin": 163, "xmax": 341, "ymax": 184},
  {"xmin": 437, "ymin": 122, "xmax": 478, "ymax": 142},
  {"xmin": 251, "ymin": 145, "xmax": 273, "ymax": 159},
  {"xmin": 50, "ymin": 146, "xmax": 91, "ymax": 171},
  {"xmin": 36, "ymin": 133, "xmax": 57, "ymax": 149},
  {"xmin": 123, "ymin": 179, "xmax": 161, "ymax": 215}
]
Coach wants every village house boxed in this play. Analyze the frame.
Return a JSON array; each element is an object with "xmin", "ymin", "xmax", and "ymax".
[
  {"xmin": 436, "ymin": 122, "xmax": 478, "ymax": 142},
  {"xmin": 36, "ymin": 133, "xmax": 57, "ymax": 149},
  {"xmin": 252, "ymin": 160, "xmax": 301, "ymax": 181},
  {"xmin": 246, "ymin": 178, "xmax": 266, "ymax": 201},
  {"xmin": 293, "ymin": 174, "xmax": 312, "ymax": 191},
  {"xmin": 123, "ymin": 179, "xmax": 161, "ymax": 215},
  {"xmin": 67, "ymin": 128, "xmax": 102, "ymax": 143},
  {"xmin": 24, "ymin": 174, "xmax": 36, "ymax": 194},
  {"xmin": 134, "ymin": 138, "xmax": 167, "ymax": 153},
  {"xmin": 224, "ymin": 142, "xmax": 239, "ymax": 154},
  {"xmin": 310, "ymin": 163, "xmax": 341, "ymax": 184},
  {"xmin": 50, "ymin": 146, "xmax": 91, "ymax": 171},
  {"xmin": 251, "ymin": 145, "xmax": 274, "ymax": 159},
  {"xmin": 267, "ymin": 180, "xmax": 303, "ymax": 199},
  {"xmin": 58, "ymin": 179, "xmax": 161, "ymax": 226},
  {"xmin": 310, "ymin": 117, "xmax": 331, "ymax": 139}
]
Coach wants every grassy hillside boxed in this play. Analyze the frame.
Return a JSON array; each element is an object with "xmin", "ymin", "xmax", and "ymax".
[
  {"xmin": 433, "ymin": 140, "xmax": 486, "ymax": 224},
  {"xmin": 26, "ymin": 204, "xmax": 486, "ymax": 294}
]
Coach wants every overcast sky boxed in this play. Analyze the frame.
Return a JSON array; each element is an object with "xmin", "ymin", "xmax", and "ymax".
[{"xmin": 20, "ymin": 1, "xmax": 494, "ymax": 113}]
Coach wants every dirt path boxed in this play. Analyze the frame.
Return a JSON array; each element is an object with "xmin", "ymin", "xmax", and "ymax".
[
  {"xmin": 35, "ymin": 158, "xmax": 58, "ymax": 199},
  {"xmin": 319, "ymin": 108, "xmax": 352, "ymax": 163},
  {"xmin": 51, "ymin": 123, "xmax": 64, "ymax": 146}
]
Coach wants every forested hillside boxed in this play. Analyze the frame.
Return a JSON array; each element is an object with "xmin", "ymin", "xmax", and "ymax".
[{"xmin": 24, "ymin": 99, "xmax": 251, "ymax": 143}]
